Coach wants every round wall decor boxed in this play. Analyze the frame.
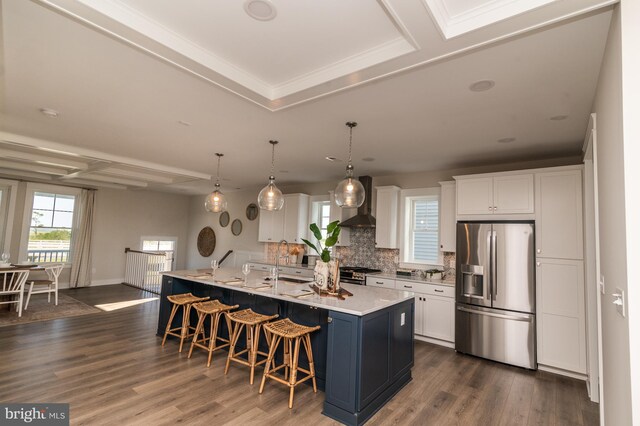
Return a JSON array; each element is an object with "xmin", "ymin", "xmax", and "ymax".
[
  {"xmin": 197, "ymin": 226, "xmax": 216, "ymax": 257},
  {"xmin": 231, "ymin": 219, "xmax": 243, "ymax": 236},
  {"xmin": 246, "ymin": 203, "xmax": 259, "ymax": 221},
  {"xmin": 219, "ymin": 211, "xmax": 230, "ymax": 227}
]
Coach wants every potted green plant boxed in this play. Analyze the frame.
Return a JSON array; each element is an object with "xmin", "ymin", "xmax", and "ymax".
[{"xmin": 302, "ymin": 220, "xmax": 341, "ymax": 290}]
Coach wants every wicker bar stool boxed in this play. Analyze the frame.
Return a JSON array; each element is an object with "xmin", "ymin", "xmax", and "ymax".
[
  {"xmin": 224, "ymin": 308, "xmax": 279, "ymax": 384},
  {"xmin": 188, "ymin": 300, "xmax": 239, "ymax": 367},
  {"xmin": 259, "ymin": 318, "xmax": 321, "ymax": 408},
  {"xmin": 162, "ymin": 293, "xmax": 209, "ymax": 352}
]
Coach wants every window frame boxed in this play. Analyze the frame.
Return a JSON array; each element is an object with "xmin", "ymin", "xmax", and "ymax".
[
  {"xmin": 19, "ymin": 183, "xmax": 81, "ymax": 266},
  {"xmin": 308, "ymin": 195, "xmax": 330, "ymax": 240},
  {"xmin": 140, "ymin": 235, "xmax": 178, "ymax": 270},
  {"xmin": 398, "ymin": 187, "xmax": 443, "ymax": 269}
]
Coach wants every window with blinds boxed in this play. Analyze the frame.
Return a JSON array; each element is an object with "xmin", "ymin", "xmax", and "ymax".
[{"xmin": 408, "ymin": 196, "xmax": 439, "ymax": 263}]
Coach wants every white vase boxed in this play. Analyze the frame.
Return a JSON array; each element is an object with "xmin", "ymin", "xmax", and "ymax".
[{"xmin": 314, "ymin": 261, "xmax": 329, "ymax": 290}]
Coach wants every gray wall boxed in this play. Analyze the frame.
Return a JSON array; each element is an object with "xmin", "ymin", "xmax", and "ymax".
[{"xmin": 592, "ymin": 3, "xmax": 638, "ymax": 424}]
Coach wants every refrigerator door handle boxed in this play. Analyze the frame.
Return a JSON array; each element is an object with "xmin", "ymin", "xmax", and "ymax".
[
  {"xmin": 486, "ymin": 230, "xmax": 492, "ymax": 302},
  {"xmin": 456, "ymin": 306, "xmax": 532, "ymax": 322},
  {"xmin": 491, "ymin": 230, "xmax": 497, "ymax": 300}
]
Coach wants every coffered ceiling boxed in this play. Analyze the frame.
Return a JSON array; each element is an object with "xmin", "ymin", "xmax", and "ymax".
[{"xmin": 0, "ymin": 0, "xmax": 617, "ymax": 193}]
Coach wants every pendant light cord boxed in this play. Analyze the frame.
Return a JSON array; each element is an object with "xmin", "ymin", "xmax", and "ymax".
[
  {"xmin": 214, "ymin": 153, "xmax": 223, "ymax": 186},
  {"xmin": 348, "ymin": 126, "xmax": 353, "ymax": 166},
  {"xmin": 271, "ymin": 143, "xmax": 275, "ymax": 175}
]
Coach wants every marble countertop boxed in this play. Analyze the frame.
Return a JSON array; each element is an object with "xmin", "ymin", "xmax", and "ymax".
[
  {"xmin": 163, "ymin": 268, "xmax": 415, "ymax": 317},
  {"xmin": 367, "ymin": 272, "xmax": 456, "ymax": 287}
]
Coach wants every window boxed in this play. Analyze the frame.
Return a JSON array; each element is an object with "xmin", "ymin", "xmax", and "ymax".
[
  {"xmin": 141, "ymin": 237, "xmax": 176, "ymax": 271},
  {"xmin": 401, "ymin": 188, "xmax": 441, "ymax": 266},
  {"xmin": 309, "ymin": 198, "xmax": 331, "ymax": 239},
  {"xmin": 20, "ymin": 184, "xmax": 80, "ymax": 264}
]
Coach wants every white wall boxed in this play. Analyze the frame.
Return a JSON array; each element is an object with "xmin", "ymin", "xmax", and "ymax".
[
  {"xmin": 591, "ymin": 3, "xmax": 638, "ymax": 424},
  {"xmin": 185, "ymin": 190, "xmax": 263, "ymax": 270}
]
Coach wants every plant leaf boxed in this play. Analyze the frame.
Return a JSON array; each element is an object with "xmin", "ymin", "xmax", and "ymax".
[
  {"xmin": 301, "ymin": 239, "xmax": 319, "ymax": 256},
  {"xmin": 310, "ymin": 223, "xmax": 323, "ymax": 241},
  {"xmin": 325, "ymin": 235, "xmax": 338, "ymax": 247},
  {"xmin": 327, "ymin": 220, "xmax": 340, "ymax": 234},
  {"xmin": 321, "ymin": 249, "xmax": 331, "ymax": 263}
]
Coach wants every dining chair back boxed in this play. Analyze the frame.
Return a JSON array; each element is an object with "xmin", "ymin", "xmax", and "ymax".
[
  {"xmin": 0, "ymin": 270, "xmax": 30, "ymax": 317},
  {"xmin": 24, "ymin": 263, "xmax": 64, "ymax": 310}
]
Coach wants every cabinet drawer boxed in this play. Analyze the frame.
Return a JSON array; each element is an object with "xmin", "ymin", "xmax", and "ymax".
[
  {"xmin": 395, "ymin": 280, "xmax": 426, "ymax": 292},
  {"xmin": 366, "ymin": 276, "xmax": 395, "ymax": 289},
  {"xmin": 424, "ymin": 284, "xmax": 455, "ymax": 299},
  {"xmin": 281, "ymin": 266, "xmax": 314, "ymax": 278},
  {"xmin": 249, "ymin": 263, "xmax": 270, "ymax": 272}
]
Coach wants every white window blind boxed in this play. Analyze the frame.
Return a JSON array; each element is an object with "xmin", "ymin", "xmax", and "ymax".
[{"xmin": 409, "ymin": 197, "xmax": 439, "ymax": 263}]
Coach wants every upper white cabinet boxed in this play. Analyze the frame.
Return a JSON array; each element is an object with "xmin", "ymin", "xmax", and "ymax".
[
  {"xmin": 456, "ymin": 174, "xmax": 534, "ymax": 216},
  {"xmin": 375, "ymin": 186, "xmax": 400, "ymax": 249},
  {"xmin": 258, "ymin": 208, "xmax": 284, "ymax": 242},
  {"xmin": 258, "ymin": 193, "xmax": 308, "ymax": 243},
  {"xmin": 329, "ymin": 191, "xmax": 353, "ymax": 246},
  {"xmin": 535, "ymin": 170, "xmax": 583, "ymax": 260},
  {"xmin": 439, "ymin": 181, "xmax": 456, "ymax": 252},
  {"xmin": 283, "ymin": 194, "xmax": 309, "ymax": 243}
]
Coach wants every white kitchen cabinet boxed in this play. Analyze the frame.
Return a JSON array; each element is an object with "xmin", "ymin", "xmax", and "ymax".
[
  {"xmin": 439, "ymin": 181, "xmax": 456, "ymax": 252},
  {"xmin": 283, "ymin": 194, "xmax": 309, "ymax": 244},
  {"xmin": 258, "ymin": 193, "xmax": 308, "ymax": 243},
  {"xmin": 537, "ymin": 258, "xmax": 586, "ymax": 374},
  {"xmin": 366, "ymin": 276, "xmax": 395, "ymax": 289},
  {"xmin": 394, "ymin": 280, "xmax": 455, "ymax": 345},
  {"xmin": 258, "ymin": 208, "xmax": 284, "ymax": 242},
  {"xmin": 375, "ymin": 186, "xmax": 400, "ymax": 249},
  {"xmin": 535, "ymin": 170, "xmax": 583, "ymax": 260},
  {"xmin": 456, "ymin": 174, "xmax": 534, "ymax": 216},
  {"xmin": 329, "ymin": 191, "xmax": 353, "ymax": 246}
]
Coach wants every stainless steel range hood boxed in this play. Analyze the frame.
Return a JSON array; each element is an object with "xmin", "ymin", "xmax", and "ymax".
[{"xmin": 339, "ymin": 175, "xmax": 376, "ymax": 228}]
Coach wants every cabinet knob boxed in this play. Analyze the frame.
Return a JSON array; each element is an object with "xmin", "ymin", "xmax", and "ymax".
[
  {"xmin": 536, "ymin": 248, "xmax": 541, "ymax": 254},
  {"xmin": 536, "ymin": 262, "xmax": 541, "ymax": 267},
  {"xmin": 494, "ymin": 206, "xmax": 498, "ymax": 210},
  {"xmin": 488, "ymin": 206, "xmax": 493, "ymax": 211}
]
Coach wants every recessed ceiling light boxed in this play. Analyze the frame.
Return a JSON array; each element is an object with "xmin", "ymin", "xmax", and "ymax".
[
  {"xmin": 178, "ymin": 120, "xmax": 192, "ymax": 126},
  {"xmin": 550, "ymin": 115, "xmax": 569, "ymax": 121},
  {"xmin": 362, "ymin": 157, "xmax": 375, "ymax": 162},
  {"xmin": 497, "ymin": 137, "xmax": 516, "ymax": 144},
  {"xmin": 244, "ymin": 0, "xmax": 277, "ymax": 21},
  {"xmin": 39, "ymin": 108, "xmax": 59, "ymax": 118},
  {"xmin": 469, "ymin": 80, "xmax": 495, "ymax": 92}
]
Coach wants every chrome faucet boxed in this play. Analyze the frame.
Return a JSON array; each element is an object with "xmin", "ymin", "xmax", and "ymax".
[{"xmin": 274, "ymin": 239, "xmax": 290, "ymax": 283}]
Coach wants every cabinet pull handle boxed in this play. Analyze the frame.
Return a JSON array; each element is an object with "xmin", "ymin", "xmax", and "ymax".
[
  {"xmin": 434, "ymin": 289, "xmax": 444, "ymax": 293},
  {"xmin": 404, "ymin": 285, "xmax": 412, "ymax": 288},
  {"xmin": 376, "ymin": 281, "xmax": 383, "ymax": 285},
  {"xmin": 327, "ymin": 317, "xmax": 333, "ymax": 323},
  {"xmin": 295, "ymin": 271, "xmax": 301, "ymax": 274}
]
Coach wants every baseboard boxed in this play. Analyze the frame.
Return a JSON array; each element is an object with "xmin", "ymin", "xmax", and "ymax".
[
  {"xmin": 58, "ymin": 278, "xmax": 124, "ymax": 289},
  {"xmin": 414, "ymin": 335, "xmax": 455, "ymax": 349},
  {"xmin": 538, "ymin": 364, "xmax": 588, "ymax": 381}
]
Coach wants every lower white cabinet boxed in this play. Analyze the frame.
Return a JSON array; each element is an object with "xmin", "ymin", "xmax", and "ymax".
[
  {"xmin": 394, "ymin": 279, "xmax": 455, "ymax": 344},
  {"xmin": 536, "ymin": 258, "xmax": 587, "ymax": 374},
  {"xmin": 365, "ymin": 276, "xmax": 395, "ymax": 289}
]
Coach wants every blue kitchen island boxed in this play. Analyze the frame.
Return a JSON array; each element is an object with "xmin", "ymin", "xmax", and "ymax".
[{"xmin": 158, "ymin": 269, "xmax": 415, "ymax": 426}]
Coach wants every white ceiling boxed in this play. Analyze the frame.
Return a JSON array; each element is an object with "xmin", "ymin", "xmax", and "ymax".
[{"xmin": 0, "ymin": 0, "xmax": 615, "ymax": 194}]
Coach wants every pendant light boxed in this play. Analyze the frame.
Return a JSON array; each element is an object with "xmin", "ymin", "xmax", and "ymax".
[
  {"xmin": 335, "ymin": 122, "xmax": 365, "ymax": 208},
  {"xmin": 204, "ymin": 153, "xmax": 228, "ymax": 213},
  {"xmin": 257, "ymin": 140, "xmax": 285, "ymax": 211}
]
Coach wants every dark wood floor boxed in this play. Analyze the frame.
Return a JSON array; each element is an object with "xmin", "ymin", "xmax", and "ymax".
[{"xmin": 0, "ymin": 285, "xmax": 599, "ymax": 425}]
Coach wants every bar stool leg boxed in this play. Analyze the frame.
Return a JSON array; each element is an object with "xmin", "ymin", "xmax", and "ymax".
[
  {"xmin": 162, "ymin": 303, "xmax": 179, "ymax": 346},
  {"xmin": 207, "ymin": 312, "xmax": 221, "ymax": 367},
  {"xmin": 259, "ymin": 334, "xmax": 280, "ymax": 394},
  {"xmin": 304, "ymin": 334, "xmax": 318, "ymax": 393},
  {"xmin": 249, "ymin": 324, "xmax": 261, "ymax": 385},
  {"xmin": 289, "ymin": 337, "xmax": 301, "ymax": 409},
  {"xmin": 188, "ymin": 311, "xmax": 206, "ymax": 358},
  {"xmin": 225, "ymin": 323, "xmax": 243, "ymax": 375},
  {"xmin": 179, "ymin": 304, "xmax": 191, "ymax": 353}
]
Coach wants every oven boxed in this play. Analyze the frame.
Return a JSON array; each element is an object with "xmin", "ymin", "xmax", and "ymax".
[{"xmin": 339, "ymin": 266, "xmax": 381, "ymax": 285}]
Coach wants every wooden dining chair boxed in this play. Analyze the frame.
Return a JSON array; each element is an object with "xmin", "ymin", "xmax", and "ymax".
[
  {"xmin": 0, "ymin": 270, "xmax": 30, "ymax": 317},
  {"xmin": 24, "ymin": 264, "xmax": 64, "ymax": 310}
]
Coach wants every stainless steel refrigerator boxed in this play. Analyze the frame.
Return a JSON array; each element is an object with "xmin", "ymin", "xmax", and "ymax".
[{"xmin": 455, "ymin": 221, "xmax": 536, "ymax": 369}]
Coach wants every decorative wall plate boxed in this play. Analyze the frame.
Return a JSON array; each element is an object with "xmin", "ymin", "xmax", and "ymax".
[
  {"xmin": 246, "ymin": 203, "xmax": 259, "ymax": 221},
  {"xmin": 197, "ymin": 226, "xmax": 216, "ymax": 256},
  {"xmin": 219, "ymin": 211, "xmax": 230, "ymax": 227},
  {"xmin": 231, "ymin": 219, "xmax": 243, "ymax": 236}
]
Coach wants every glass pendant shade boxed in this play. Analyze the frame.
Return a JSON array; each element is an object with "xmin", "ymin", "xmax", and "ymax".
[
  {"xmin": 335, "ymin": 121, "xmax": 365, "ymax": 208},
  {"xmin": 204, "ymin": 184, "xmax": 227, "ymax": 212},
  {"xmin": 204, "ymin": 153, "xmax": 227, "ymax": 212},
  {"xmin": 257, "ymin": 177, "xmax": 284, "ymax": 211},
  {"xmin": 335, "ymin": 167, "xmax": 365, "ymax": 208}
]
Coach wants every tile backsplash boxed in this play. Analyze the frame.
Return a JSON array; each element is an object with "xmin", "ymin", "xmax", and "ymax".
[{"xmin": 335, "ymin": 228, "xmax": 398, "ymax": 274}]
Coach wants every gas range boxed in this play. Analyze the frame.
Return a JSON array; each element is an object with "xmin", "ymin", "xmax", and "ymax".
[{"xmin": 339, "ymin": 266, "xmax": 382, "ymax": 285}]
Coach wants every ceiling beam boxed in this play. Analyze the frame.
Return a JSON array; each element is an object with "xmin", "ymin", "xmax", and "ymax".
[
  {"xmin": 64, "ymin": 178, "xmax": 128, "ymax": 190},
  {"xmin": 98, "ymin": 167, "xmax": 174, "ymax": 184},
  {"xmin": 0, "ymin": 159, "xmax": 69, "ymax": 176},
  {"xmin": 59, "ymin": 161, "xmax": 112, "ymax": 180},
  {"xmin": 0, "ymin": 168, "xmax": 53, "ymax": 181},
  {"xmin": 76, "ymin": 173, "xmax": 148, "ymax": 187},
  {"xmin": 0, "ymin": 148, "xmax": 89, "ymax": 170}
]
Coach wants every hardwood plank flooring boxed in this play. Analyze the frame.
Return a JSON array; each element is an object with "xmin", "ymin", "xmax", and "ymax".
[{"xmin": 0, "ymin": 285, "xmax": 599, "ymax": 425}]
